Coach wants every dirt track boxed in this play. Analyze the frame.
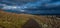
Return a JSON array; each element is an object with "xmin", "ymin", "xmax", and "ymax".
[{"xmin": 22, "ymin": 19, "xmax": 41, "ymax": 28}]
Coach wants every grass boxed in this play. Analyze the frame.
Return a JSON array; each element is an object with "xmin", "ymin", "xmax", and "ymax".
[
  {"xmin": 0, "ymin": 11, "xmax": 31, "ymax": 28},
  {"xmin": 0, "ymin": 11, "xmax": 60, "ymax": 28}
]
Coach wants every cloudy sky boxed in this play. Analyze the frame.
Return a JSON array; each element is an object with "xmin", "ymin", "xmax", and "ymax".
[
  {"xmin": 0, "ymin": 0, "xmax": 60, "ymax": 9},
  {"xmin": 0, "ymin": 0, "xmax": 60, "ymax": 14}
]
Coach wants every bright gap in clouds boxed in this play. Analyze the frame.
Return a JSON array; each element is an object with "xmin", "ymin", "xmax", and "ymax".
[
  {"xmin": 2, "ymin": 5, "xmax": 26, "ymax": 12},
  {"xmin": 2, "ymin": 6, "xmax": 17, "ymax": 10}
]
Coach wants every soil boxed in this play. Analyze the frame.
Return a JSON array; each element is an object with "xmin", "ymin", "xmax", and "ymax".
[{"xmin": 22, "ymin": 19, "xmax": 42, "ymax": 28}]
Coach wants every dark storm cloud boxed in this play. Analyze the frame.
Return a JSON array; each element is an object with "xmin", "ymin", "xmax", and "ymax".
[
  {"xmin": 1, "ymin": 0, "xmax": 60, "ymax": 9},
  {"xmin": 0, "ymin": 0, "xmax": 60, "ymax": 14}
]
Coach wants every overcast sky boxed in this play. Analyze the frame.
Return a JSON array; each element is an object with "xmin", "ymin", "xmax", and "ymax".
[
  {"xmin": 0, "ymin": 0, "xmax": 60, "ymax": 8},
  {"xmin": 0, "ymin": 0, "xmax": 60, "ymax": 14}
]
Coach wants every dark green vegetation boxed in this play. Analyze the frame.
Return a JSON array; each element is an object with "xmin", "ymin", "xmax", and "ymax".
[{"xmin": 0, "ymin": 11, "xmax": 60, "ymax": 28}]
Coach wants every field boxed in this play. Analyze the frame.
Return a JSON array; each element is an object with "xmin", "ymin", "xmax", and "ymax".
[{"xmin": 0, "ymin": 11, "xmax": 60, "ymax": 28}]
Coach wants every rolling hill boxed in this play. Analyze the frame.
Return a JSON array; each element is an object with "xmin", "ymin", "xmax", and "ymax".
[{"xmin": 0, "ymin": 10, "xmax": 60, "ymax": 28}]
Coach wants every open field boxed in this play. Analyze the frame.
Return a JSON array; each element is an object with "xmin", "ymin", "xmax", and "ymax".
[{"xmin": 0, "ymin": 11, "xmax": 60, "ymax": 28}]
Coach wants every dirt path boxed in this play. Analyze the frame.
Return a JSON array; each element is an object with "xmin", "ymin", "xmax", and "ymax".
[{"xmin": 22, "ymin": 19, "xmax": 41, "ymax": 28}]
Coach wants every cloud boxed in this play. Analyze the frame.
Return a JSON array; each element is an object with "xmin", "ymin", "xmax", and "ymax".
[
  {"xmin": 0, "ymin": 0, "xmax": 60, "ymax": 14},
  {"xmin": 1, "ymin": 0, "xmax": 60, "ymax": 10}
]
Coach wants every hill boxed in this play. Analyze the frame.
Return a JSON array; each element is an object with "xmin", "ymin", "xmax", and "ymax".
[{"xmin": 0, "ymin": 11, "xmax": 60, "ymax": 28}]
